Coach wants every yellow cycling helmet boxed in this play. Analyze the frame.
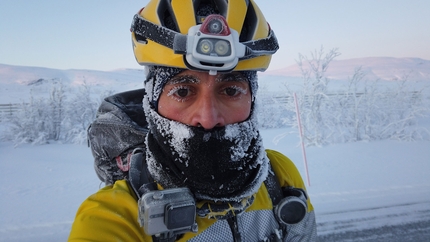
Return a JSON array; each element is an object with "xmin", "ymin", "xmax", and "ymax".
[{"xmin": 131, "ymin": 0, "xmax": 279, "ymax": 74}]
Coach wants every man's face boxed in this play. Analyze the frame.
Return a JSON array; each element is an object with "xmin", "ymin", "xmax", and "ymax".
[{"xmin": 158, "ymin": 70, "xmax": 252, "ymax": 129}]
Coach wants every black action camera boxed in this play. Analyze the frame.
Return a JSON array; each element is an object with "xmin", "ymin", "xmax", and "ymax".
[{"xmin": 138, "ymin": 187, "xmax": 198, "ymax": 236}]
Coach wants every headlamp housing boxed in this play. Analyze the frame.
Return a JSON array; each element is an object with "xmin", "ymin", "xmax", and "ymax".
[{"xmin": 184, "ymin": 15, "xmax": 246, "ymax": 74}]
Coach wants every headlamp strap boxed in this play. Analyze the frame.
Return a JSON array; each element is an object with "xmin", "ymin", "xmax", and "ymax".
[
  {"xmin": 241, "ymin": 29, "xmax": 279, "ymax": 60},
  {"xmin": 131, "ymin": 14, "xmax": 188, "ymax": 54}
]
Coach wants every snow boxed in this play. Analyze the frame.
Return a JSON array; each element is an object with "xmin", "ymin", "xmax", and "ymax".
[
  {"xmin": 1, "ymin": 59, "xmax": 430, "ymax": 241},
  {"xmin": 0, "ymin": 143, "xmax": 99, "ymax": 241},
  {"xmin": 1, "ymin": 125, "xmax": 429, "ymax": 241}
]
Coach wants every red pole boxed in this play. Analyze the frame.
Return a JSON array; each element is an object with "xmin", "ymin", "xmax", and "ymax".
[{"xmin": 294, "ymin": 93, "xmax": 311, "ymax": 187}]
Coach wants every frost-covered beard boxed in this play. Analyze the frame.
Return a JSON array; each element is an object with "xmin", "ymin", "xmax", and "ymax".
[
  {"xmin": 142, "ymin": 67, "xmax": 268, "ymax": 202},
  {"xmin": 144, "ymin": 102, "xmax": 269, "ymax": 202}
]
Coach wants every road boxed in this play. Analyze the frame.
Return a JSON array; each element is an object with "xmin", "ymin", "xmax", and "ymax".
[
  {"xmin": 318, "ymin": 219, "xmax": 430, "ymax": 241},
  {"xmin": 316, "ymin": 201, "xmax": 430, "ymax": 241}
]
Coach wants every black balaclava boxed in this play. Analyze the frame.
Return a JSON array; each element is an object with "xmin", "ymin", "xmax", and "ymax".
[{"xmin": 142, "ymin": 66, "xmax": 269, "ymax": 208}]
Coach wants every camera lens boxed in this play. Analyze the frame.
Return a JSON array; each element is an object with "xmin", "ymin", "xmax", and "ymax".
[
  {"xmin": 165, "ymin": 203, "xmax": 196, "ymax": 229},
  {"xmin": 275, "ymin": 196, "xmax": 307, "ymax": 225},
  {"xmin": 279, "ymin": 200, "xmax": 306, "ymax": 224},
  {"xmin": 208, "ymin": 19, "xmax": 223, "ymax": 34}
]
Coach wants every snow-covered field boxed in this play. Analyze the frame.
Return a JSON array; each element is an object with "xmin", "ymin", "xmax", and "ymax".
[
  {"xmin": 1, "ymin": 59, "xmax": 430, "ymax": 241},
  {"xmin": 1, "ymin": 122, "xmax": 429, "ymax": 241}
]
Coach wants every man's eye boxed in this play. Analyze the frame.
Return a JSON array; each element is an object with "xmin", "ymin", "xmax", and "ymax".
[
  {"xmin": 176, "ymin": 88, "xmax": 189, "ymax": 98},
  {"xmin": 222, "ymin": 86, "xmax": 247, "ymax": 97},
  {"xmin": 167, "ymin": 86, "xmax": 192, "ymax": 100},
  {"xmin": 225, "ymin": 87, "xmax": 238, "ymax": 96}
]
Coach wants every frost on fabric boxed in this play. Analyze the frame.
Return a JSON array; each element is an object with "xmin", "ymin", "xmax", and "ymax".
[
  {"xmin": 155, "ymin": 112, "xmax": 192, "ymax": 160},
  {"xmin": 195, "ymin": 153, "xmax": 269, "ymax": 203},
  {"xmin": 145, "ymin": 144, "xmax": 171, "ymax": 186},
  {"xmin": 143, "ymin": 95, "xmax": 193, "ymax": 161},
  {"xmin": 145, "ymin": 66, "xmax": 183, "ymax": 106},
  {"xmin": 151, "ymin": 73, "xmax": 166, "ymax": 104},
  {"xmin": 224, "ymin": 103, "xmax": 262, "ymax": 163}
]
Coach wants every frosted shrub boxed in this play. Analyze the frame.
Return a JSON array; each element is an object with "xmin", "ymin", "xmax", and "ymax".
[
  {"xmin": 282, "ymin": 47, "xmax": 341, "ymax": 146},
  {"xmin": 63, "ymin": 81, "xmax": 104, "ymax": 144},
  {"xmin": 6, "ymin": 95, "xmax": 51, "ymax": 145},
  {"xmin": 3, "ymin": 82, "xmax": 111, "ymax": 145},
  {"xmin": 280, "ymin": 48, "xmax": 430, "ymax": 146},
  {"xmin": 5, "ymin": 84, "xmax": 67, "ymax": 145},
  {"xmin": 256, "ymin": 89, "xmax": 292, "ymax": 129}
]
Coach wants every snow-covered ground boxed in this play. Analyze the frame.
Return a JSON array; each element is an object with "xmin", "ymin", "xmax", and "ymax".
[{"xmin": 1, "ymin": 122, "xmax": 429, "ymax": 241}]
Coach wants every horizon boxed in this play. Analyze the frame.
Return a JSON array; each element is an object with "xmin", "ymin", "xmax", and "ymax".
[
  {"xmin": 1, "ymin": 1, "xmax": 430, "ymax": 72},
  {"xmin": 1, "ymin": 56, "xmax": 430, "ymax": 73}
]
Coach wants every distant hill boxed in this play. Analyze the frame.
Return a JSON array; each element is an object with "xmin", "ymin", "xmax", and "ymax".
[
  {"xmin": 0, "ymin": 64, "xmax": 146, "ymax": 103},
  {"xmin": 1, "ymin": 57, "xmax": 429, "ymax": 103},
  {"xmin": 0, "ymin": 64, "xmax": 146, "ymax": 86},
  {"xmin": 264, "ymin": 57, "xmax": 430, "ymax": 81}
]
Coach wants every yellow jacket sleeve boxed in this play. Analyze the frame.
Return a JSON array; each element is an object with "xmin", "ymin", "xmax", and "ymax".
[{"xmin": 68, "ymin": 180, "xmax": 151, "ymax": 242}]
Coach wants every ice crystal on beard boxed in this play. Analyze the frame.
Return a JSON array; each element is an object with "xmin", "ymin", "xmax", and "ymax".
[
  {"xmin": 203, "ymin": 132, "xmax": 211, "ymax": 142},
  {"xmin": 223, "ymin": 120, "xmax": 258, "ymax": 162},
  {"xmin": 144, "ymin": 96, "xmax": 193, "ymax": 160}
]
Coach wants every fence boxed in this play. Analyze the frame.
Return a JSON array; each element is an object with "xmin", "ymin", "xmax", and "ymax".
[
  {"xmin": 270, "ymin": 91, "xmax": 420, "ymax": 105},
  {"xmin": 0, "ymin": 103, "xmax": 24, "ymax": 121}
]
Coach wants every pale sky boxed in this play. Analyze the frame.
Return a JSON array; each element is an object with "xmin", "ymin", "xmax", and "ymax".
[{"xmin": 1, "ymin": 0, "xmax": 429, "ymax": 71}]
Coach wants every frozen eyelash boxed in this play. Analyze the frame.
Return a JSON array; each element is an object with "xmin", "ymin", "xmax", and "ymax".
[
  {"xmin": 230, "ymin": 86, "xmax": 248, "ymax": 95},
  {"xmin": 167, "ymin": 86, "xmax": 188, "ymax": 102},
  {"xmin": 166, "ymin": 85, "xmax": 188, "ymax": 97}
]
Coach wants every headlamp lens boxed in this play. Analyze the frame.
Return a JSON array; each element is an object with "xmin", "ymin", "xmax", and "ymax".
[
  {"xmin": 214, "ymin": 40, "xmax": 230, "ymax": 56},
  {"xmin": 197, "ymin": 38, "xmax": 231, "ymax": 56},
  {"xmin": 198, "ymin": 39, "xmax": 214, "ymax": 54}
]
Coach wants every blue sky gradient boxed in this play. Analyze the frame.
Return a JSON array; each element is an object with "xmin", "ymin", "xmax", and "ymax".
[{"xmin": 1, "ymin": 0, "xmax": 429, "ymax": 71}]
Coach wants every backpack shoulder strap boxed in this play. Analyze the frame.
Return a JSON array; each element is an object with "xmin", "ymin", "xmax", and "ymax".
[
  {"xmin": 264, "ymin": 163, "xmax": 283, "ymax": 206},
  {"xmin": 128, "ymin": 148, "xmax": 157, "ymax": 199}
]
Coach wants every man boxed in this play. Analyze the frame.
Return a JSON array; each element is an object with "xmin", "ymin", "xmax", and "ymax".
[{"xmin": 69, "ymin": 0, "xmax": 317, "ymax": 241}]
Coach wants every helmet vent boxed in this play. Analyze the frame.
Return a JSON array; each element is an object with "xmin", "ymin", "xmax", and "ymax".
[
  {"xmin": 239, "ymin": 2, "xmax": 258, "ymax": 42},
  {"xmin": 195, "ymin": 0, "xmax": 222, "ymax": 24},
  {"xmin": 162, "ymin": 9, "xmax": 179, "ymax": 32}
]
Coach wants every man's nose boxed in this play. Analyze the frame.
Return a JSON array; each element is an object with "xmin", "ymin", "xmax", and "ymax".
[{"xmin": 190, "ymin": 95, "xmax": 225, "ymax": 129}]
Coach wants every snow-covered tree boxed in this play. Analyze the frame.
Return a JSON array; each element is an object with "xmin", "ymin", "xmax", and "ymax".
[
  {"xmin": 281, "ymin": 47, "xmax": 430, "ymax": 146},
  {"xmin": 48, "ymin": 82, "xmax": 66, "ymax": 141},
  {"xmin": 3, "ymin": 79, "xmax": 115, "ymax": 145}
]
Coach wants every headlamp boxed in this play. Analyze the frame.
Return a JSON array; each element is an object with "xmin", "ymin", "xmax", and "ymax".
[{"xmin": 184, "ymin": 15, "xmax": 246, "ymax": 75}]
